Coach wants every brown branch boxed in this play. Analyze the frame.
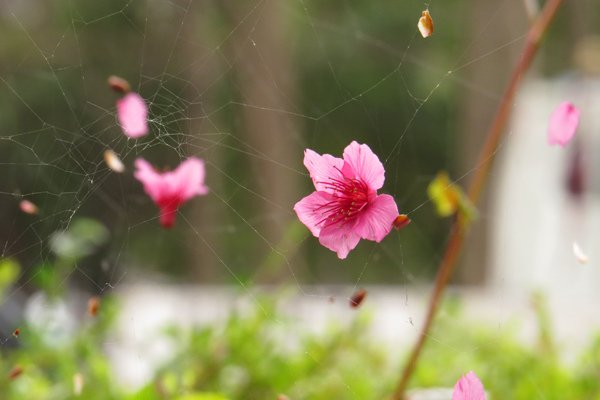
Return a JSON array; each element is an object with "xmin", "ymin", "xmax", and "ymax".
[{"xmin": 391, "ymin": 0, "xmax": 565, "ymax": 398}]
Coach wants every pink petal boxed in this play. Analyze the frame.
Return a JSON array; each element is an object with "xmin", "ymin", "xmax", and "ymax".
[
  {"xmin": 117, "ymin": 92, "xmax": 149, "ymax": 138},
  {"xmin": 170, "ymin": 157, "xmax": 209, "ymax": 201},
  {"xmin": 303, "ymin": 149, "xmax": 345, "ymax": 193},
  {"xmin": 19, "ymin": 199, "xmax": 39, "ymax": 215},
  {"xmin": 342, "ymin": 141, "xmax": 385, "ymax": 190},
  {"xmin": 548, "ymin": 101, "xmax": 580, "ymax": 147},
  {"xmin": 134, "ymin": 158, "xmax": 167, "ymax": 202},
  {"xmin": 452, "ymin": 371, "xmax": 486, "ymax": 400},
  {"xmin": 293, "ymin": 191, "xmax": 335, "ymax": 237},
  {"xmin": 354, "ymin": 194, "xmax": 399, "ymax": 242},
  {"xmin": 318, "ymin": 222, "xmax": 361, "ymax": 259}
]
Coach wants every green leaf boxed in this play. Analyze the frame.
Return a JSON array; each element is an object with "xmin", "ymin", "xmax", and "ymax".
[
  {"xmin": 427, "ymin": 171, "xmax": 478, "ymax": 225},
  {"xmin": 0, "ymin": 258, "xmax": 20, "ymax": 298},
  {"xmin": 49, "ymin": 218, "xmax": 109, "ymax": 261}
]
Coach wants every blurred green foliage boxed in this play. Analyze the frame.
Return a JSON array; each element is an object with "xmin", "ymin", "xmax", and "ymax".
[
  {"xmin": 0, "ymin": 259, "xmax": 20, "ymax": 299},
  {"xmin": 1, "ymin": 292, "xmax": 600, "ymax": 399}
]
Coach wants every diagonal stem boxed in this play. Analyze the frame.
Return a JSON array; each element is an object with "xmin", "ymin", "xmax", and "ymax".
[{"xmin": 392, "ymin": 0, "xmax": 565, "ymax": 398}]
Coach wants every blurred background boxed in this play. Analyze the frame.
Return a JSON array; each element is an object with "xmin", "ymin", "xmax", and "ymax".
[{"xmin": 0, "ymin": 0, "xmax": 600, "ymax": 399}]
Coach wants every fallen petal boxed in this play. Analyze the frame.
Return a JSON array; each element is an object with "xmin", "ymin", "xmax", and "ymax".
[
  {"xmin": 548, "ymin": 101, "xmax": 580, "ymax": 147},
  {"xmin": 117, "ymin": 92, "xmax": 149, "ymax": 138},
  {"xmin": 418, "ymin": 10, "xmax": 434, "ymax": 38},
  {"xmin": 104, "ymin": 149, "xmax": 125, "ymax": 173},
  {"xmin": 19, "ymin": 199, "xmax": 39, "ymax": 215},
  {"xmin": 573, "ymin": 242, "xmax": 589, "ymax": 264}
]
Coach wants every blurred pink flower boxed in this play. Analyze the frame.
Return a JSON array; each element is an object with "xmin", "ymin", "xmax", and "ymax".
[
  {"xmin": 117, "ymin": 92, "xmax": 148, "ymax": 138},
  {"xmin": 134, "ymin": 157, "xmax": 209, "ymax": 228},
  {"xmin": 452, "ymin": 371, "xmax": 486, "ymax": 400},
  {"xmin": 548, "ymin": 101, "xmax": 580, "ymax": 147},
  {"xmin": 294, "ymin": 141, "xmax": 399, "ymax": 259}
]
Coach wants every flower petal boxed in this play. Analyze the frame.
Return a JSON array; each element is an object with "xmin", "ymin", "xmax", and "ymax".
[
  {"xmin": 452, "ymin": 371, "xmax": 486, "ymax": 400},
  {"xmin": 134, "ymin": 158, "xmax": 167, "ymax": 203},
  {"xmin": 342, "ymin": 141, "xmax": 385, "ymax": 190},
  {"xmin": 548, "ymin": 101, "xmax": 580, "ymax": 147},
  {"xmin": 293, "ymin": 191, "xmax": 334, "ymax": 237},
  {"xmin": 170, "ymin": 157, "xmax": 209, "ymax": 201},
  {"xmin": 117, "ymin": 92, "xmax": 149, "ymax": 138},
  {"xmin": 417, "ymin": 10, "xmax": 434, "ymax": 38},
  {"xmin": 318, "ymin": 222, "xmax": 361, "ymax": 259},
  {"xmin": 354, "ymin": 194, "xmax": 398, "ymax": 242},
  {"xmin": 303, "ymin": 149, "xmax": 345, "ymax": 193}
]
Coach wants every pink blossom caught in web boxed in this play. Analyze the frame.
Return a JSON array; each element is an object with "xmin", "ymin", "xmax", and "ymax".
[
  {"xmin": 134, "ymin": 157, "xmax": 209, "ymax": 228},
  {"xmin": 548, "ymin": 101, "xmax": 580, "ymax": 147},
  {"xmin": 117, "ymin": 92, "xmax": 149, "ymax": 138},
  {"xmin": 19, "ymin": 199, "xmax": 39, "ymax": 215},
  {"xmin": 294, "ymin": 141, "xmax": 399, "ymax": 259},
  {"xmin": 452, "ymin": 371, "xmax": 486, "ymax": 400}
]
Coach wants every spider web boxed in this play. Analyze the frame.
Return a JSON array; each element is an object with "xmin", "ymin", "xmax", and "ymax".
[{"xmin": 0, "ymin": 0, "xmax": 591, "ymax": 397}]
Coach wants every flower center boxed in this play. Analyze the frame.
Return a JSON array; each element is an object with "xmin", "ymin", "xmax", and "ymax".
[{"xmin": 316, "ymin": 174, "xmax": 370, "ymax": 228}]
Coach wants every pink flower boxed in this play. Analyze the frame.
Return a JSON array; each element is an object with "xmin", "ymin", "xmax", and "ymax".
[
  {"xmin": 548, "ymin": 101, "xmax": 580, "ymax": 147},
  {"xmin": 117, "ymin": 92, "xmax": 148, "ymax": 138},
  {"xmin": 452, "ymin": 371, "xmax": 486, "ymax": 400},
  {"xmin": 294, "ymin": 141, "xmax": 399, "ymax": 259},
  {"xmin": 134, "ymin": 157, "xmax": 209, "ymax": 228}
]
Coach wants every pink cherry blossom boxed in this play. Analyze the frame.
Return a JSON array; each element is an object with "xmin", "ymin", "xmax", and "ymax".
[
  {"xmin": 134, "ymin": 157, "xmax": 209, "ymax": 228},
  {"xmin": 548, "ymin": 101, "xmax": 580, "ymax": 147},
  {"xmin": 294, "ymin": 141, "xmax": 399, "ymax": 259},
  {"xmin": 117, "ymin": 92, "xmax": 148, "ymax": 138},
  {"xmin": 452, "ymin": 371, "xmax": 486, "ymax": 400}
]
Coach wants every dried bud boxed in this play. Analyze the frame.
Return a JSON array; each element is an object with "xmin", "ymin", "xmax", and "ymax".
[
  {"xmin": 107, "ymin": 75, "xmax": 131, "ymax": 94},
  {"xmin": 8, "ymin": 366, "xmax": 23, "ymax": 380},
  {"xmin": 19, "ymin": 199, "xmax": 39, "ymax": 215},
  {"xmin": 87, "ymin": 296, "xmax": 101, "ymax": 317},
  {"xmin": 393, "ymin": 214, "xmax": 411, "ymax": 230},
  {"xmin": 418, "ymin": 10, "xmax": 434, "ymax": 38},
  {"xmin": 12, "ymin": 328, "xmax": 20, "ymax": 338},
  {"xmin": 349, "ymin": 289, "xmax": 367, "ymax": 308},
  {"xmin": 104, "ymin": 149, "xmax": 125, "ymax": 173}
]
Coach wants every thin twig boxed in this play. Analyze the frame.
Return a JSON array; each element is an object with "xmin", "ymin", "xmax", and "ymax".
[{"xmin": 391, "ymin": 0, "xmax": 565, "ymax": 398}]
